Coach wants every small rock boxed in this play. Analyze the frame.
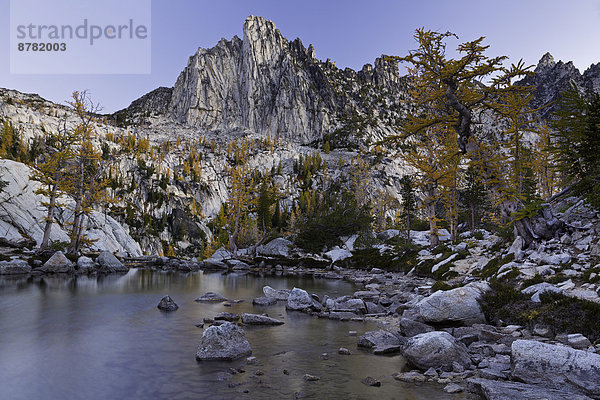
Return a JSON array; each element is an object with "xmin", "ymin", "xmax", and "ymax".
[
  {"xmin": 157, "ymin": 295, "xmax": 178, "ymax": 312},
  {"xmin": 393, "ymin": 371, "xmax": 426, "ymax": 383},
  {"xmin": 348, "ymin": 331, "xmax": 357, "ymax": 336},
  {"xmin": 533, "ymin": 324, "xmax": 552, "ymax": 338},
  {"xmin": 214, "ymin": 312, "xmax": 239, "ymax": 322},
  {"xmin": 521, "ymin": 282, "xmax": 563, "ymax": 303},
  {"xmin": 357, "ymin": 330, "xmax": 403, "ymax": 349},
  {"xmin": 303, "ymin": 374, "xmax": 320, "ymax": 381},
  {"xmin": 452, "ymin": 361, "xmax": 465, "ymax": 373},
  {"xmin": 361, "ymin": 377, "xmax": 381, "ymax": 387},
  {"xmin": 399, "ymin": 318, "xmax": 434, "ymax": 337},
  {"xmin": 252, "ymin": 297, "xmax": 277, "ymax": 306},
  {"xmin": 338, "ymin": 347, "xmax": 351, "ymax": 355},
  {"xmin": 403, "ymin": 331, "xmax": 471, "ymax": 371},
  {"xmin": 195, "ymin": 292, "xmax": 228, "ymax": 302},
  {"xmin": 424, "ymin": 367, "xmax": 438, "ymax": 377},
  {"xmin": 443, "ymin": 383, "xmax": 463, "ymax": 394},
  {"xmin": 77, "ymin": 256, "xmax": 95, "ymax": 273},
  {"xmin": 567, "ymin": 333, "xmax": 592, "ymax": 350}
]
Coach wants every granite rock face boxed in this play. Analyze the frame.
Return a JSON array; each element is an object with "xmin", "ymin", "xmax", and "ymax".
[
  {"xmin": 0, "ymin": 159, "xmax": 142, "ymax": 257},
  {"xmin": 167, "ymin": 16, "xmax": 405, "ymax": 145}
]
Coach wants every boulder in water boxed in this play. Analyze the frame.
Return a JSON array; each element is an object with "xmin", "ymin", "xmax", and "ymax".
[
  {"xmin": 0, "ymin": 259, "xmax": 31, "ymax": 274},
  {"xmin": 96, "ymin": 251, "xmax": 128, "ymax": 273},
  {"xmin": 157, "ymin": 295, "xmax": 179, "ymax": 312},
  {"xmin": 41, "ymin": 251, "xmax": 74, "ymax": 273},
  {"xmin": 196, "ymin": 322, "xmax": 252, "ymax": 361}
]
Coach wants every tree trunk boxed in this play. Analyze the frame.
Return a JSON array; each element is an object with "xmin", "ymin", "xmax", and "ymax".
[
  {"xmin": 464, "ymin": 139, "xmax": 563, "ymax": 246},
  {"xmin": 470, "ymin": 204, "xmax": 476, "ymax": 231},
  {"xmin": 425, "ymin": 183, "xmax": 439, "ymax": 247},
  {"xmin": 406, "ymin": 213, "xmax": 411, "ymax": 244},
  {"xmin": 68, "ymin": 196, "xmax": 82, "ymax": 254},
  {"xmin": 444, "ymin": 80, "xmax": 563, "ymax": 247},
  {"xmin": 40, "ymin": 184, "xmax": 57, "ymax": 249}
]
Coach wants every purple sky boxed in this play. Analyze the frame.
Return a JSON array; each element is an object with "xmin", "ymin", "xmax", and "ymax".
[{"xmin": 2, "ymin": 0, "xmax": 600, "ymax": 113}]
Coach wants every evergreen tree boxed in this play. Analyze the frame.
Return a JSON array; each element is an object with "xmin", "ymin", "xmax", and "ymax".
[
  {"xmin": 550, "ymin": 85, "xmax": 600, "ymax": 208},
  {"xmin": 462, "ymin": 164, "xmax": 487, "ymax": 230},
  {"xmin": 31, "ymin": 119, "xmax": 77, "ymax": 249},
  {"xmin": 399, "ymin": 175, "xmax": 416, "ymax": 242},
  {"xmin": 390, "ymin": 29, "xmax": 561, "ymax": 245},
  {"xmin": 63, "ymin": 91, "xmax": 111, "ymax": 254},
  {"xmin": 532, "ymin": 122, "xmax": 558, "ymax": 199},
  {"xmin": 256, "ymin": 181, "xmax": 276, "ymax": 233}
]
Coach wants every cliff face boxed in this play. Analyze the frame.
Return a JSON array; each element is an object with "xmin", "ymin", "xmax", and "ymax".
[{"xmin": 163, "ymin": 16, "xmax": 405, "ymax": 145}]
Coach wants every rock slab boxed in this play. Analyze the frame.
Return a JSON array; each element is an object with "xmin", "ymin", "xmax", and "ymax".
[
  {"xmin": 241, "ymin": 313, "xmax": 284, "ymax": 325},
  {"xmin": 467, "ymin": 378, "xmax": 592, "ymax": 400},
  {"xmin": 511, "ymin": 339, "xmax": 600, "ymax": 397}
]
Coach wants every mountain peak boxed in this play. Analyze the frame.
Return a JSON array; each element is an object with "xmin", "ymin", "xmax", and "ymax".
[
  {"xmin": 243, "ymin": 15, "xmax": 280, "ymax": 40},
  {"xmin": 535, "ymin": 52, "xmax": 556, "ymax": 74}
]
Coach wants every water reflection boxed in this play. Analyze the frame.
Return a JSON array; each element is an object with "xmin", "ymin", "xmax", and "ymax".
[{"xmin": 0, "ymin": 269, "xmax": 458, "ymax": 400}]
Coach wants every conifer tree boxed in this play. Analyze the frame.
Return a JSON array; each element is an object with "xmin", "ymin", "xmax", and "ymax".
[
  {"xmin": 532, "ymin": 122, "xmax": 558, "ymax": 199},
  {"xmin": 399, "ymin": 175, "xmax": 416, "ymax": 242},
  {"xmin": 63, "ymin": 91, "xmax": 111, "ymax": 254},
  {"xmin": 31, "ymin": 118, "xmax": 77, "ymax": 249},
  {"xmin": 391, "ymin": 29, "xmax": 562, "ymax": 245},
  {"xmin": 550, "ymin": 86, "xmax": 600, "ymax": 207}
]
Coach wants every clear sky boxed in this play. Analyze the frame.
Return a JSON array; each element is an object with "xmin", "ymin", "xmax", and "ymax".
[{"xmin": 1, "ymin": 0, "xmax": 600, "ymax": 113}]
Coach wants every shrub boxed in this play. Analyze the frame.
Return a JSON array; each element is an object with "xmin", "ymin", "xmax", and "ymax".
[
  {"xmin": 480, "ymin": 280, "xmax": 600, "ymax": 342},
  {"xmin": 295, "ymin": 188, "xmax": 372, "ymax": 253}
]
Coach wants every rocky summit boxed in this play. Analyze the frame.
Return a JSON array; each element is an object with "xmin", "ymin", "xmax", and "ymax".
[{"xmin": 122, "ymin": 15, "xmax": 406, "ymax": 146}]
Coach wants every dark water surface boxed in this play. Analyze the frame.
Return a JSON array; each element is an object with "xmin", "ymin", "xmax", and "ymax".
[{"xmin": 0, "ymin": 270, "xmax": 459, "ymax": 400}]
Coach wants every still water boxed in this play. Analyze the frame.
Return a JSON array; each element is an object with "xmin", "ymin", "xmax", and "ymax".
[{"xmin": 0, "ymin": 269, "xmax": 459, "ymax": 400}]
